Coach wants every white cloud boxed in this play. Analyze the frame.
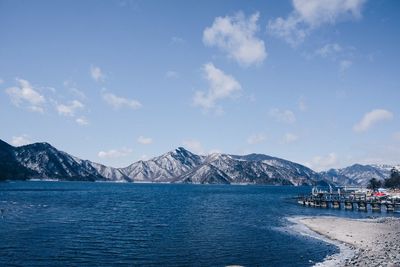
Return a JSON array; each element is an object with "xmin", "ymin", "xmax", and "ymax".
[
  {"xmin": 5, "ymin": 79, "xmax": 46, "ymax": 112},
  {"xmin": 283, "ymin": 133, "xmax": 299, "ymax": 144},
  {"xmin": 307, "ymin": 152, "xmax": 338, "ymax": 171},
  {"xmin": 268, "ymin": 0, "xmax": 366, "ymax": 45},
  {"xmin": 76, "ymin": 116, "xmax": 89, "ymax": 126},
  {"xmin": 56, "ymin": 100, "xmax": 84, "ymax": 116},
  {"xmin": 267, "ymin": 14, "xmax": 307, "ymax": 46},
  {"xmin": 269, "ymin": 108, "xmax": 296, "ymax": 124},
  {"xmin": 247, "ymin": 133, "xmax": 266, "ymax": 145},
  {"xmin": 0, "ymin": 78, "xmax": 4, "ymax": 84},
  {"xmin": 90, "ymin": 65, "xmax": 105, "ymax": 82},
  {"xmin": 314, "ymin": 43, "xmax": 355, "ymax": 72},
  {"xmin": 193, "ymin": 63, "xmax": 241, "ymax": 111},
  {"xmin": 182, "ymin": 139, "xmax": 204, "ymax": 154},
  {"xmin": 208, "ymin": 148, "xmax": 222, "ymax": 154},
  {"xmin": 11, "ymin": 134, "xmax": 31, "ymax": 146},
  {"xmin": 63, "ymin": 82, "xmax": 86, "ymax": 100},
  {"xmin": 353, "ymin": 109, "xmax": 393, "ymax": 132},
  {"xmin": 139, "ymin": 154, "xmax": 149, "ymax": 160},
  {"xmin": 203, "ymin": 12, "xmax": 266, "ymax": 66},
  {"xmin": 102, "ymin": 92, "xmax": 142, "ymax": 110},
  {"xmin": 98, "ymin": 148, "xmax": 133, "ymax": 159},
  {"xmin": 339, "ymin": 59, "xmax": 352, "ymax": 72},
  {"xmin": 165, "ymin": 71, "xmax": 179, "ymax": 79},
  {"xmin": 293, "ymin": 0, "xmax": 365, "ymax": 26},
  {"xmin": 69, "ymin": 88, "xmax": 86, "ymax": 100},
  {"xmin": 137, "ymin": 136, "xmax": 153, "ymax": 145},
  {"xmin": 315, "ymin": 43, "xmax": 342, "ymax": 58}
]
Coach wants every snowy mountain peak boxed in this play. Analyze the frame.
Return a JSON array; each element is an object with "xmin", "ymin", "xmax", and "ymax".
[
  {"xmin": 174, "ymin": 147, "xmax": 190, "ymax": 154},
  {"xmin": 0, "ymin": 139, "xmax": 324, "ymax": 185},
  {"xmin": 320, "ymin": 163, "xmax": 398, "ymax": 186}
]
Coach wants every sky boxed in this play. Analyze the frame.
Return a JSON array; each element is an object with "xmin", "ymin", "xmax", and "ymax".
[{"xmin": 1, "ymin": 0, "xmax": 400, "ymax": 170}]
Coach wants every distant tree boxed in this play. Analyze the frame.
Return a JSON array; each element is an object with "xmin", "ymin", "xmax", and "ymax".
[
  {"xmin": 384, "ymin": 168, "xmax": 400, "ymax": 189},
  {"xmin": 367, "ymin": 178, "xmax": 382, "ymax": 191}
]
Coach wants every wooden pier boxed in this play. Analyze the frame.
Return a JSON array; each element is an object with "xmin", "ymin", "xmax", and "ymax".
[{"xmin": 298, "ymin": 191, "xmax": 400, "ymax": 212}]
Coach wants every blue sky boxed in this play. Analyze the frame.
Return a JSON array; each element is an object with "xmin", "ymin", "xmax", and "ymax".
[{"xmin": 1, "ymin": 0, "xmax": 399, "ymax": 170}]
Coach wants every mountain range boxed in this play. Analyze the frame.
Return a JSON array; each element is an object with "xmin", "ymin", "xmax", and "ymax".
[
  {"xmin": 0, "ymin": 139, "xmax": 398, "ymax": 186},
  {"xmin": 320, "ymin": 164, "xmax": 397, "ymax": 186}
]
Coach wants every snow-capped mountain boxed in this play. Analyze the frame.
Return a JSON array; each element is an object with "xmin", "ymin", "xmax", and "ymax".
[
  {"xmin": 0, "ymin": 139, "xmax": 323, "ymax": 185},
  {"xmin": 178, "ymin": 163, "xmax": 231, "ymax": 184},
  {"xmin": 0, "ymin": 140, "xmax": 127, "ymax": 181},
  {"xmin": 119, "ymin": 149, "xmax": 322, "ymax": 185},
  {"xmin": 0, "ymin": 139, "xmax": 35, "ymax": 180},
  {"xmin": 120, "ymin": 147, "xmax": 205, "ymax": 182},
  {"xmin": 319, "ymin": 164, "xmax": 397, "ymax": 186},
  {"xmin": 7, "ymin": 138, "xmax": 397, "ymax": 186}
]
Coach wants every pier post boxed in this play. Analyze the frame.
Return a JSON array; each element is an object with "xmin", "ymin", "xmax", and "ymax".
[
  {"xmin": 332, "ymin": 201, "xmax": 340, "ymax": 209},
  {"xmin": 385, "ymin": 203, "xmax": 394, "ymax": 212},
  {"xmin": 358, "ymin": 201, "xmax": 367, "ymax": 212},
  {"xmin": 344, "ymin": 201, "xmax": 353, "ymax": 210},
  {"xmin": 371, "ymin": 202, "xmax": 381, "ymax": 212}
]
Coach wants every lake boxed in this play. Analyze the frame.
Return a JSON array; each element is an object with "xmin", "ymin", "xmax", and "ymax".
[{"xmin": 0, "ymin": 181, "xmax": 394, "ymax": 266}]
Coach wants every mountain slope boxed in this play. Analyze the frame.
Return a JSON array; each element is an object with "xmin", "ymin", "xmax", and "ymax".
[
  {"xmin": 14, "ymin": 142, "xmax": 105, "ymax": 181},
  {"xmin": 120, "ymin": 147, "xmax": 204, "ymax": 182},
  {"xmin": 119, "ymin": 149, "xmax": 321, "ymax": 185},
  {"xmin": 0, "ymin": 140, "xmax": 35, "ymax": 180},
  {"xmin": 0, "ymin": 138, "xmax": 354, "ymax": 186},
  {"xmin": 0, "ymin": 140, "xmax": 128, "ymax": 181},
  {"xmin": 200, "ymin": 153, "xmax": 318, "ymax": 185},
  {"xmin": 320, "ymin": 164, "xmax": 394, "ymax": 186},
  {"xmin": 178, "ymin": 163, "xmax": 231, "ymax": 184}
]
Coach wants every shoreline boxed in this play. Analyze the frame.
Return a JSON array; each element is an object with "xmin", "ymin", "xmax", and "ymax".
[
  {"xmin": 290, "ymin": 216, "xmax": 400, "ymax": 266},
  {"xmin": 287, "ymin": 217, "xmax": 356, "ymax": 267}
]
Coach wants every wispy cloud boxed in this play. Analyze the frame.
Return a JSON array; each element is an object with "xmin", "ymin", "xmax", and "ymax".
[
  {"xmin": 98, "ymin": 148, "xmax": 133, "ymax": 159},
  {"xmin": 170, "ymin": 36, "xmax": 185, "ymax": 45},
  {"xmin": 283, "ymin": 133, "xmax": 299, "ymax": 144},
  {"xmin": 64, "ymin": 80, "xmax": 86, "ymax": 100},
  {"xmin": 269, "ymin": 108, "xmax": 296, "ymax": 124},
  {"xmin": 193, "ymin": 63, "xmax": 241, "ymax": 112},
  {"xmin": 306, "ymin": 152, "xmax": 338, "ymax": 171},
  {"xmin": 315, "ymin": 43, "xmax": 343, "ymax": 58},
  {"xmin": 353, "ymin": 109, "xmax": 393, "ymax": 132},
  {"xmin": 90, "ymin": 65, "xmax": 105, "ymax": 83},
  {"xmin": 339, "ymin": 59, "xmax": 353, "ymax": 72},
  {"xmin": 203, "ymin": 12, "xmax": 266, "ymax": 66},
  {"xmin": 56, "ymin": 100, "xmax": 84, "ymax": 117},
  {"xmin": 182, "ymin": 139, "xmax": 204, "ymax": 154},
  {"xmin": 165, "ymin": 71, "xmax": 179, "ymax": 79},
  {"xmin": 5, "ymin": 78, "xmax": 46, "ymax": 113},
  {"xmin": 76, "ymin": 116, "xmax": 89, "ymax": 126},
  {"xmin": 313, "ymin": 43, "xmax": 355, "ymax": 72},
  {"xmin": 11, "ymin": 134, "xmax": 32, "ymax": 146},
  {"xmin": 247, "ymin": 133, "xmax": 266, "ymax": 145},
  {"xmin": 137, "ymin": 136, "xmax": 153, "ymax": 145},
  {"xmin": 268, "ymin": 0, "xmax": 366, "ymax": 46},
  {"xmin": 102, "ymin": 92, "xmax": 142, "ymax": 110}
]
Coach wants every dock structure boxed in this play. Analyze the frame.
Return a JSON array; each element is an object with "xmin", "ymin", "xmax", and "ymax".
[{"xmin": 298, "ymin": 190, "xmax": 400, "ymax": 213}]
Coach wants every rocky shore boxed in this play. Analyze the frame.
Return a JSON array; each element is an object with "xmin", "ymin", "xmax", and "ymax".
[{"xmin": 299, "ymin": 216, "xmax": 400, "ymax": 267}]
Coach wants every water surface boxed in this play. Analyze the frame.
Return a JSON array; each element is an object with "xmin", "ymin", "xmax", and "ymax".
[{"xmin": 0, "ymin": 182, "xmax": 395, "ymax": 266}]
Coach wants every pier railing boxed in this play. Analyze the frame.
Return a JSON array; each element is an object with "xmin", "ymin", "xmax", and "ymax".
[{"xmin": 297, "ymin": 192, "xmax": 400, "ymax": 212}]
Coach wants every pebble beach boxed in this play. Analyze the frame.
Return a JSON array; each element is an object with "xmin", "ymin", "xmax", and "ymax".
[{"xmin": 299, "ymin": 216, "xmax": 400, "ymax": 267}]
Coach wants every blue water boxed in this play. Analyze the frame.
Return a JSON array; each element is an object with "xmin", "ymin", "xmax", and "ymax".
[{"xmin": 0, "ymin": 182, "xmax": 397, "ymax": 266}]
